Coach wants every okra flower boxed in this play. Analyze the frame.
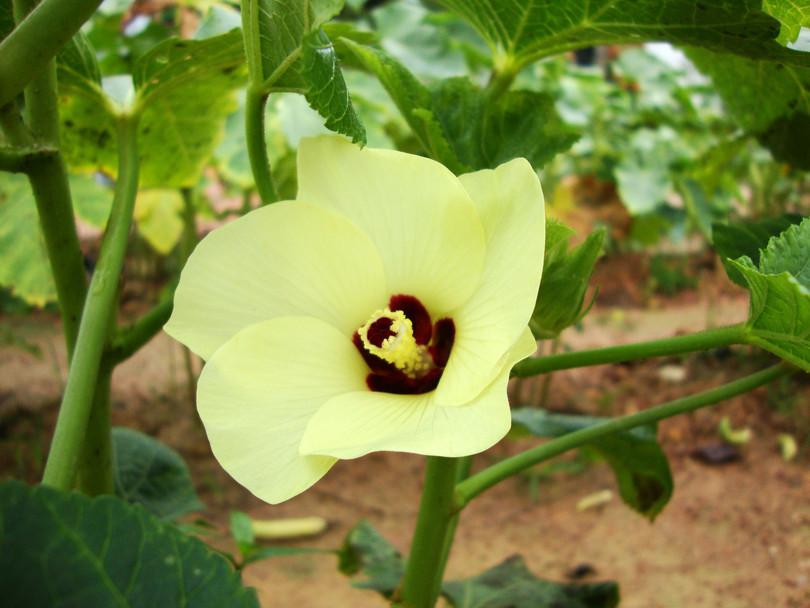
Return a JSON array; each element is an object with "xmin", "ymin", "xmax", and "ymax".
[{"xmin": 165, "ymin": 136, "xmax": 545, "ymax": 504}]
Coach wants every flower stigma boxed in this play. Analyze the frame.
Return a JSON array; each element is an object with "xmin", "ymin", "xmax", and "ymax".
[
  {"xmin": 358, "ymin": 308, "xmax": 431, "ymax": 377},
  {"xmin": 352, "ymin": 294, "xmax": 456, "ymax": 394}
]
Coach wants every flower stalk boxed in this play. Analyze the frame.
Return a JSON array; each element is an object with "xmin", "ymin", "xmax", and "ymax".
[
  {"xmin": 455, "ymin": 362, "xmax": 790, "ymax": 509},
  {"xmin": 398, "ymin": 456, "xmax": 460, "ymax": 608},
  {"xmin": 512, "ymin": 324, "xmax": 748, "ymax": 377}
]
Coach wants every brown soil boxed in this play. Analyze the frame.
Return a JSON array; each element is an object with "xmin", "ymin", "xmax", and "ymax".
[{"xmin": 1, "ymin": 272, "xmax": 809, "ymax": 608}]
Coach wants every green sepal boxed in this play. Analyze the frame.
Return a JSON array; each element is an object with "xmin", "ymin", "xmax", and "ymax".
[{"xmin": 530, "ymin": 221, "xmax": 604, "ymax": 340}]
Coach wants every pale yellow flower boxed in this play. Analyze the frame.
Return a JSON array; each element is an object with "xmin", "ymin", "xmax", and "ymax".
[{"xmin": 165, "ymin": 136, "xmax": 544, "ymax": 503}]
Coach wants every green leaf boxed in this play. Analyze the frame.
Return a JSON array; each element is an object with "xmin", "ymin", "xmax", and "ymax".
[
  {"xmin": 712, "ymin": 214, "xmax": 804, "ymax": 286},
  {"xmin": 300, "ymin": 28, "xmax": 366, "ymax": 143},
  {"xmin": 61, "ymin": 31, "xmax": 246, "ymax": 189},
  {"xmin": 243, "ymin": 0, "xmax": 342, "ymax": 85},
  {"xmin": 437, "ymin": 0, "xmax": 810, "ymax": 71},
  {"xmin": 687, "ymin": 49, "xmax": 810, "ymax": 169},
  {"xmin": 343, "ymin": 41, "xmax": 578, "ymax": 171},
  {"xmin": 0, "ymin": 172, "xmax": 111, "ymax": 306},
  {"xmin": 112, "ymin": 427, "xmax": 204, "ymax": 521},
  {"xmin": 430, "ymin": 78, "xmax": 580, "ymax": 170},
  {"xmin": 243, "ymin": 0, "xmax": 365, "ymax": 143},
  {"xmin": 229, "ymin": 510, "xmax": 256, "ymax": 555},
  {"xmin": 57, "ymin": 32, "xmax": 103, "ymax": 96},
  {"xmin": 0, "ymin": 480, "xmax": 258, "ymax": 607},
  {"xmin": 0, "ymin": 174, "xmax": 54, "ymax": 306},
  {"xmin": 337, "ymin": 520, "xmax": 404, "ymax": 598},
  {"xmin": 734, "ymin": 218, "xmax": 810, "ymax": 371},
  {"xmin": 763, "ymin": 0, "xmax": 810, "ymax": 44},
  {"xmin": 442, "ymin": 555, "xmax": 619, "ymax": 608},
  {"xmin": 531, "ymin": 221, "xmax": 604, "ymax": 340},
  {"xmin": 511, "ymin": 408, "xmax": 673, "ymax": 520},
  {"xmin": 133, "ymin": 190, "xmax": 184, "ymax": 254},
  {"xmin": 70, "ymin": 173, "xmax": 114, "ymax": 228}
]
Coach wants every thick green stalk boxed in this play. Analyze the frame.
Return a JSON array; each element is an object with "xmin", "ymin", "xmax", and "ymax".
[
  {"xmin": 0, "ymin": 0, "xmax": 103, "ymax": 107},
  {"xmin": 455, "ymin": 363, "xmax": 790, "ymax": 509},
  {"xmin": 27, "ymin": 155, "xmax": 90, "ymax": 355},
  {"xmin": 244, "ymin": 85, "xmax": 277, "ymax": 204},
  {"xmin": 42, "ymin": 116, "xmax": 140, "ymax": 490},
  {"xmin": 512, "ymin": 324, "xmax": 747, "ymax": 378},
  {"xmin": 398, "ymin": 457, "xmax": 459, "ymax": 608},
  {"xmin": 76, "ymin": 362, "xmax": 114, "ymax": 495}
]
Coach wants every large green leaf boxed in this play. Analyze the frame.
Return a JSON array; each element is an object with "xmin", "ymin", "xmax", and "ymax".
[
  {"xmin": 436, "ymin": 0, "xmax": 810, "ymax": 71},
  {"xmin": 343, "ymin": 41, "xmax": 578, "ymax": 171},
  {"xmin": 442, "ymin": 555, "xmax": 619, "ymax": 608},
  {"xmin": 511, "ymin": 408, "xmax": 674, "ymax": 520},
  {"xmin": 112, "ymin": 427, "xmax": 204, "ymax": 520},
  {"xmin": 61, "ymin": 31, "xmax": 246, "ymax": 188},
  {"xmin": 337, "ymin": 520, "xmax": 404, "ymax": 599},
  {"xmin": 531, "ymin": 221, "xmax": 604, "ymax": 340},
  {"xmin": 0, "ymin": 172, "xmax": 111, "ymax": 306},
  {"xmin": 0, "ymin": 480, "xmax": 258, "ymax": 607},
  {"xmin": 243, "ymin": 0, "xmax": 365, "ymax": 143},
  {"xmin": 712, "ymin": 214, "xmax": 804, "ymax": 285},
  {"xmin": 734, "ymin": 218, "xmax": 810, "ymax": 371},
  {"xmin": 688, "ymin": 49, "xmax": 810, "ymax": 168}
]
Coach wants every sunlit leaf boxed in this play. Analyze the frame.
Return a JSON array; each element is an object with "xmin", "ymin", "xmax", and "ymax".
[
  {"xmin": 0, "ymin": 480, "xmax": 258, "ymax": 607},
  {"xmin": 733, "ymin": 218, "xmax": 810, "ymax": 371},
  {"xmin": 0, "ymin": 175, "xmax": 54, "ymax": 306},
  {"xmin": 511, "ymin": 408, "xmax": 674, "ymax": 520},
  {"xmin": 442, "ymin": 555, "xmax": 619, "ymax": 608},
  {"xmin": 60, "ymin": 31, "xmax": 246, "ymax": 188},
  {"xmin": 133, "ymin": 190, "xmax": 184, "ymax": 254},
  {"xmin": 763, "ymin": 0, "xmax": 810, "ymax": 44},
  {"xmin": 712, "ymin": 214, "xmax": 804, "ymax": 286}
]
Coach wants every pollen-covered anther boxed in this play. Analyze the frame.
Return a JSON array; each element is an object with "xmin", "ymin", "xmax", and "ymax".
[{"xmin": 358, "ymin": 308, "xmax": 432, "ymax": 377}]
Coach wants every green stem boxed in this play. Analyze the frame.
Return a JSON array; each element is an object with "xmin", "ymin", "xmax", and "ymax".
[
  {"xmin": 27, "ymin": 154, "xmax": 89, "ymax": 355},
  {"xmin": 398, "ymin": 457, "xmax": 459, "ymax": 608},
  {"xmin": 244, "ymin": 85, "xmax": 277, "ymax": 204},
  {"xmin": 0, "ymin": 0, "xmax": 103, "ymax": 108},
  {"xmin": 42, "ymin": 116, "xmax": 140, "ymax": 490},
  {"xmin": 0, "ymin": 144, "xmax": 56, "ymax": 172},
  {"xmin": 106, "ymin": 296, "xmax": 173, "ymax": 365},
  {"xmin": 512, "ymin": 324, "xmax": 747, "ymax": 378},
  {"xmin": 455, "ymin": 363, "xmax": 790, "ymax": 509},
  {"xmin": 76, "ymin": 362, "xmax": 114, "ymax": 495}
]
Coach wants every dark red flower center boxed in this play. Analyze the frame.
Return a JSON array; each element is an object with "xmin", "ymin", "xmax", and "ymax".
[{"xmin": 353, "ymin": 294, "xmax": 455, "ymax": 395}]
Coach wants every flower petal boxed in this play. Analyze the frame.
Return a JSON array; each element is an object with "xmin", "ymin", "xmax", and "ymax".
[
  {"xmin": 296, "ymin": 136, "xmax": 486, "ymax": 316},
  {"xmin": 196, "ymin": 316, "xmax": 368, "ymax": 504},
  {"xmin": 165, "ymin": 201, "xmax": 387, "ymax": 359},
  {"xmin": 300, "ymin": 328, "xmax": 536, "ymax": 459},
  {"xmin": 435, "ymin": 158, "xmax": 545, "ymax": 406}
]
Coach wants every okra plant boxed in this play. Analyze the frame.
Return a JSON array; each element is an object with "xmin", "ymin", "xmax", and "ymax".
[{"xmin": 0, "ymin": 1, "xmax": 808, "ymax": 607}]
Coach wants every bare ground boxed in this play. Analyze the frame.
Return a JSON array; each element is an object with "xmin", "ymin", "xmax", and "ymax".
[{"xmin": 1, "ymin": 289, "xmax": 809, "ymax": 608}]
